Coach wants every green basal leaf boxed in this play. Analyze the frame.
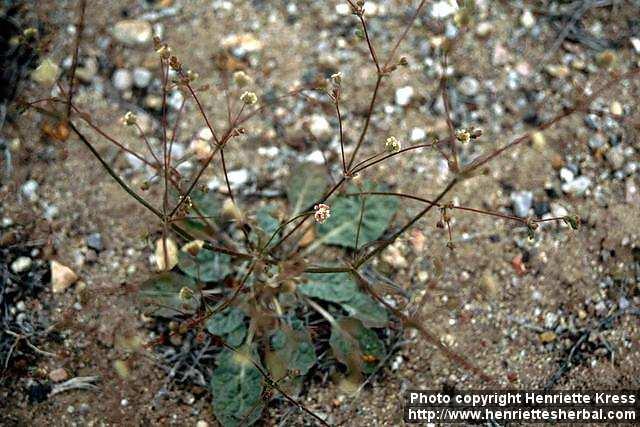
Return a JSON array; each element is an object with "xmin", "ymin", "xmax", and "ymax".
[
  {"xmin": 206, "ymin": 307, "xmax": 248, "ymax": 347},
  {"xmin": 329, "ymin": 318, "xmax": 385, "ymax": 374},
  {"xmin": 190, "ymin": 188, "xmax": 220, "ymax": 218},
  {"xmin": 254, "ymin": 204, "xmax": 281, "ymax": 248},
  {"xmin": 299, "ymin": 273, "xmax": 388, "ymax": 327},
  {"xmin": 315, "ymin": 183, "xmax": 398, "ymax": 248},
  {"xmin": 298, "ymin": 272, "xmax": 358, "ymax": 303},
  {"xmin": 178, "ymin": 248, "xmax": 231, "ymax": 283},
  {"xmin": 173, "ymin": 188, "xmax": 221, "ymax": 238},
  {"xmin": 340, "ymin": 292, "xmax": 388, "ymax": 328},
  {"xmin": 211, "ymin": 348, "xmax": 264, "ymax": 427},
  {"xmin": 256, "ymin": 205, "xmax": 280, "ymax": 235},
  {"xmin": 137, "ymin": 272, "xmax": 200, "ymax": 318},
  {"xmin": 225, "ymin": 326, "xmax": 248, "ymax": 347},
  {"xmin": 287, "ymin": 162, "xmax": 327, "ymax": 215},
  {"xmin": 269, "ymin": 326, "xmax": 316, "ymax": 376}
]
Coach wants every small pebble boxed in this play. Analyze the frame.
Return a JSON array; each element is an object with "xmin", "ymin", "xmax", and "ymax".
[
  {"xmin": 226, "ymin": 169, "xmax": 249, "ymax": 188},
  {"xmin": 49, "ymin": 367, "xmax": 69, "ymax": 382},
  {"xmin": 476, "ymin": 21, "xmax": 492, "ymax": 38},
  {"xmin": 86, "ymin": 233, "xmax": 103, "ymax": 252},
  {"xmin": 31, "ymin": 58, "xmax": 60, "ymax": 86},
  {"xmin": 133, "ymin": 67, "xmax": 153, "ymax": 88},
  {"xmin": 511, "ymin": 191, "xmax": 533, "ymax": 218},
  {"xmin": 395, "ymin": 86, "xmax": 414, "ymax": 106},
  {"xmin": 539, "ymin": 331, "xmax": 556, "ymax": 343},
  {"xmin": 308, "ymin": 115, "xmax": 331, "ymax": 139},
  {"xmin": 21, "ymin": 180, "xmax": 39, "ymax": 202},
  {"xmin": 112, "ymin": 20, "xmax": 153, "ymax": 45},
  {"xmin": 410, "ymin": 127, "xmax": 426, "ymax": 142},
  {"xmin": 458, "ymin": 76, "xmax": 479, "ymax": 97},
  {"xmin": 11, "ymin": 256, "xmax": 32, "ymax": 273},
  {"xmin": 610, "ymin": 101, "xmax": 623, "ymax": 116},
  {"xmin": 431, "ymin": 0, "xmax": 458, "ymax": 18},
  {"xmin": 520, "ymin": 9, "xmax": 535, "ymax": 29},
  {"xmin": 561, "ymin": 176, "xmax": 591, "ymax": 196},
  {"xmin": 51, "ymin": 260, "xmax": 79, "ymax": 293},
  {"xmin": 113, "ymin": 69, "xmax": 133, "ymax": 91}
]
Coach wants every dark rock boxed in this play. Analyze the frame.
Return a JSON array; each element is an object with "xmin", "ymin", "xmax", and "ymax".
[
  {"xmin": 533, "ymin": 200, "xmax": 551, "ymax": 217},
  {"xmin": 86, "ymin": 233, "xmax": 103, "ymax": 252}
]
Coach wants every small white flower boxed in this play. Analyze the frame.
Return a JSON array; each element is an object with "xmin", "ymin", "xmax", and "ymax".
[
  {"xmin": 385, "ymin": 136, "xmax": 401, "ymax": 153},
  {"xmin": 314, "ymin": 203, "xmax": 331, "ymax": 224},
  {"xmin": 330, "ymin": 72, "xmax": 342, "ymax": 86},
  {"xmin": 455, "ymin": 129, "xmax": 471, "ymax": 143},
  {"xmin": 240, "ymin": 91, "xmax": 258, "ymax": 105},
  {"xmin": 123, "ymin": 111, "xmax": 137, "ymax": 126}
]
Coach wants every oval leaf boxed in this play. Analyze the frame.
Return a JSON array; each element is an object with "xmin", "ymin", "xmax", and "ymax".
[
  {"xmin": 315, "ymin": 184, "xmax": 398, "ymax": 248},
  {"xmin": 287, "ymin": 163, "xmax": 327, "ymax": 215},
  {"xmin": 206, "ymin": 307, "xmax": 247, "ymax": 347},
  {"xmin": 298, "ymin": 272, "xmax": 358, "ymax": 303},
  {"xmin": 211, "ymin": 349, "xmax": 264, "ymax": 427},
  {"xmin": 178, "ymin": 249, "xmax": 231, "ymax": 282}
]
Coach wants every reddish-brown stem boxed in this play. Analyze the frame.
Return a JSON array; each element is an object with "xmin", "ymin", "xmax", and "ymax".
[
  {"xmin": 168, "ymin": 97, "xmax": 187, "ymax": 171},
  {"xmin": 335, "ymin": 98, "xmax": 347, "ymax": 173},
  {"xmin": 359, "ymin": 14, "xmax": 381, "ymax": 73},
  {"xmin": 382, "ymin": 0, "xmax": 429, "ymax": 70},
  {"xmin": 66, "ymin": 0, "xmax": 86, "ymax": 120},
  {"xmin": 184, "ymin": 80, "xmax": 220, "ymax": 145},
  {"xmin": 346, "ymin": 75, "xmax": 382, "ymax": 170},
  {"xmin": 464, "ymin": 68, "xmax": 640, "ymax": 174},
  {"xmin": 269, "ymin": 177, "xmax": 346, "ymax": 252},
  {"xmin": 352, "ymin": 141, "xmax": 441, "ymax": 174},
  {"xmin": 356, "ymin": 177, "xmax": 460, "ymax": 267},
  {"xmin": 134, "ymin": 122, "xmax": 161, "ymax": 165},
  {"xmin": 440, "ymin": 53, "xmax": 459, "ymax": 172},
  {"xmin": 345, "ymin": 191, "xmax": 538, "ymax": 225},
  {"xmin": 220, "ymin": 147, "xmax": 235, "ymax": 204}
]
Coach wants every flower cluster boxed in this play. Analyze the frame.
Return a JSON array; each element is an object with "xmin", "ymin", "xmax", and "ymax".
[
  {"xmin": 455, "ymin": 129, "xmax": 470, "ymax": 143},
  {"xmin": 314, "ymin": 204, "xmax": 331, "ymax": 224},
  {"xmin": 153, "ymin": 36, "xmax": 171, "ymax": 59},
  {"xmin": 331, "ymin": 72, "xmax": 342, "ymax": 86},
  {"xmin": 240, "ymin": 91, "xmax": 258, "ymax": 105},
  {"xmin": 233, "ymin": 70, "xmax": 252, "ymax": 87},
  {"xmin": 122, "ymin": 111, "xmax": 137, "ymax": 126},
  {"xmin": 456, "ymin": 127, "xmax": 482, "ymax": 143},
  {"xmin": 385, "ymin": 136, "xmax": 401, "ymax": 153}
]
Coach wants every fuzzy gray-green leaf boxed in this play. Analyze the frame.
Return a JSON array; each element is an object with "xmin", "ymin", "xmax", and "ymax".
[
  {"xmin": 206, "ymin": 307, "xmax": 247, "ymax": 347},
  {"xmin": 287, "ymin": 163, "xmax": 327, "ymax": 215},
  {"xmin": 211, "ymin": 349, "xmax": 264, "ymax": 427},
  {"xmin": 315, "ymin": 184, "xmax": 398, "ymax": 248},
  {"xmin": 178, "ymin": 249, "xmax": 231, "ymax": 282},
  {"xmin": 298, "ymin": 272, "xmax": 358, "ymax": 303},
  {"xmin": 341, "ymin": 292, "xmax": 388, "ymax": 328}
]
